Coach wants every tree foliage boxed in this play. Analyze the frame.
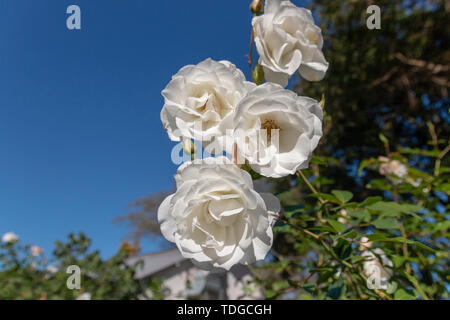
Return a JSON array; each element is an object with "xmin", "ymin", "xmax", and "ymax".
[{"xmin": 253, "ymin": 0, "xmax": 449, "ymax": 300}]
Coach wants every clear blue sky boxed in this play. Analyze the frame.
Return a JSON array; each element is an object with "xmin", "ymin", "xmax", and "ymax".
[{"xmin": 0, "ymin": 0, "xmax": 305, "ymax": 258}]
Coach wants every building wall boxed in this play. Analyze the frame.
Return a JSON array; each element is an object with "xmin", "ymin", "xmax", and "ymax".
[{"xmin": 156, "ymin": 263, "xmax": 264, "ymax": 300}]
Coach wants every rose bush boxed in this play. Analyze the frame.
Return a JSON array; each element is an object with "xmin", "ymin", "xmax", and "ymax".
[
  {"xmin": 157, "ymin": 156, "xmax": 280, "ymax": 271},
  {"xmin": 1, "ymin": 232, "xmax": 19, "ymax": 243},
  {"xmin": 252, "ymin": 0, "xmax": 329, "ymax": 86}
]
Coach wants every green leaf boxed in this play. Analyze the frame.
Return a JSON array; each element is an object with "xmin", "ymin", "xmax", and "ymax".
[
  {"xmin": 319, "ymin": 93, "xmax": 326, "ymax": 109},
  {"xmin": 326, "ymin": 219, "xmax": 347, "ymax": 234},
  {"xmin": 348, "ymin": 209, "xmax": 371, "ymax": 222},
  {"xmin": 273, "ymin": 280, "xmax": 290, "ymax": 291},
  {"xmin": 367, "ymin": 201, "xmax": 402, "ymax": 214},
  {"xmin": 343, "ymin": 230, "xmax": 357, "ymax": 239},
  {"xmin": 379, "ymin": 133, "xmax": 389, "ymax": 146},
  {"xmin": 265, "ymin": 289, "xmax": 276, "ymax": 299},
  {"xmin": 358, "ymin": 158, "xmax": 377, "ymax": 176},
  {"xmin": 358, "ymin": 196, "xmax": 383, "ymax": 207},
  {"xmin": 433, "ymin": 220, "xmax": 450, "ymax": 232},
  {"xmin": 331, "ymin": 190, "xmax": 353, "ymax": 203},
  {"xmin": 299, "ymin": 293, "xmax": 312, "ymax": 300},
  {"xmin": 284, "ymin": 204, "xmax": 303, "ymax": 218},
  {"xmin": 392, "ymin": 255, "xmax": 406, "ymax": 268},
  {"xmin": 372, "ymin": 218, "xmax": 400, "ymax": 229},
  {"xmin": 302, "ymin": 282, "xmax": 315, "ymax": 294},
  {"xmin": 308, "ymin": 193, "xmax": 339, "ymax": 203},
  {"xmin": 241, "ymin": 164, "xmax": 262, "ymax": 180},
  {"xmin": 310, "ymin": 156, "xmax": 327, "ymax": 166},
  {"xmin": 437, "ymin": 183, "xmax": 450, "ymax": 194},
  {"xmin": 367, "ymin": 201, "xmax": 422, "ymax": 219},
  {"xmin": 326, "ymin": 277, "xmax": 346, "ymax": 300},
  {"xmin": 394, "ymin": 289, "xmax": 416, "ymax": 300},
  {"xmin": 365, "ymin": 235, "xmax": 435, "ymax": 252},
  {"xmin": 399, "ymin": 147, "xmax": 440, "ymax": 158}
]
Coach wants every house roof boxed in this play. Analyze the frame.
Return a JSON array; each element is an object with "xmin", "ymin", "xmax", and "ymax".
[{"xmin": 125, "ymin": 248, "xmax": 187, "ymax": 279}]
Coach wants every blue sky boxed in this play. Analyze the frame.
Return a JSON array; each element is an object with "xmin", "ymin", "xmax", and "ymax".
[{"xmin": 0, "ymin": 0, "xmax": 307, "ymax": 258}]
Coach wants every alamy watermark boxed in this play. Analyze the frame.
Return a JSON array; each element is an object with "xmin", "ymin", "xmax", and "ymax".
[
  {"xmin": 366, "ymin": 265, "xmax": 397, "ymax": 294},
  {"xmin": 66, "ymin": 5, "xmax": 81, "ymax": 30},
  {"xmin": 367, "ymin": 5, "xmax": 381, "ymax": 30},
  {"xmin": 66, "ymin": 265, "xmax": 81, "ymax": 290}
]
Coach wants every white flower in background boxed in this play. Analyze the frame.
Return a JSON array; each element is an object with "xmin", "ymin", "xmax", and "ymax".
[
  {"xmin": 379, "ymin": 158, "xmax": 408, "ymax": 185},
  {"xmin": 406, "ymin": 177, "xmax": 422, "ymax": 188},
  {"xmin": 337, "ymin": 209, "xmax": 348, "ymax": 224},
  {"xmin": 46, "ymin": 265, "xmax": 58, "ymax": 274},
  {"xmin": 337, "ymin": 217, "xmax": 346, "ymax": 224},
  {"xmin": 252, "ymin": 0, "xmax": 329, "ymax": 86},
  {"xmin": 362, "ymin": 248, "xmax": 394, "ymax": 290},
  {"xmin": 76, "ymin": 292, "xmax": 91, "ymax": 300},
  {"xmin": 161, "ymin": 58, "xmax": 255, "ymax": 146},
  {"xmin": 158, "ymin": 157, "xmax": 280, "ymax": 271},
  {"xmin": 2, "ymin": 232, "xmax": 19, "ymax": 243},
  {"xmin": 391, "ymin": 161, "xmax": 408, "ymax": 179},
  {"xmin": 233, "ymin": 83, "xmax": 323, "ymax": 178},
  {"xmin": 30, "ymin": 245, "xmax": 43, "ymax": 256}
]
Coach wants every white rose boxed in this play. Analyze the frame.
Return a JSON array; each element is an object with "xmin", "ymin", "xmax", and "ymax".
[
  {"xmin": 161, "ymin": 58, "xmax": 255, "ymax": 145},
  {"xmin": 233, "ymin": 82, "xmax": 323, "ymax": 178},
  {"xmin": 252, "ymin": 0, "xmax": 329, "ymax": 86},
  {"xmin": 362, "ymin": 248, "xmax": 393, "ymax": 290},
  {"xmin": 157, "ymin": 157, "xmax": 280, "ymax": 271},
  {"xmin": 390, "ymin": 160, "xmax": 408, "ymax": 179},
  {"xmin": 379, "ymin": 159, "xmax": 408, "ymax": 185},
  {"xmin": 2, "ymin": 232, "xmax": 19, "ymax": 243}
]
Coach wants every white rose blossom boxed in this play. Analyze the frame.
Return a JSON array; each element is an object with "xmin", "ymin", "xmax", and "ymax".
[
  {"xmin": 252, "ymin": 0, "xmax": 329, "ymax": 86},
  {"xmin": 157, "ymin": 157, "xmax": 281, "ymax": 271},
  {"xmin": 233, "ymin": 82, "xmax": 323, "ymax": 178},
  {"xmin": 379, "ymin": 158, "xmax": 409, "ymax": 185},
  {"xmin": 161, "ymin": 58, "xmax": 255, "ymax": 146},
  {"xmin": 2, "ymin": 232, "xmax": 19, "ymax": 243}
]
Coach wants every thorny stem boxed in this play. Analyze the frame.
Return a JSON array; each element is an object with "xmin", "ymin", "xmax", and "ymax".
[
  {"xmin": 232, "ymin": 143, "xmax": 238, "ymax": 165},
  {"xmin": 427, "ymin": 120, "xmax": 450, "ymax": 177},
  {"xmin": 277, "ymin": 216, "xmax": 321, "ymax": 240},
  {"xmin": 400, "ymin": 224, "xmax": 412, "ymax": 274},
  {"xmin": 296, "ymin": 170, "xmax": 326, "ymax": 205},
  {"xmin": 435, "ymin": 144, "xmax": 450, "ymax": 177},
  {"xmin": 249, "ymin": 26, "xmax": 255, "ymax": 81}
]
